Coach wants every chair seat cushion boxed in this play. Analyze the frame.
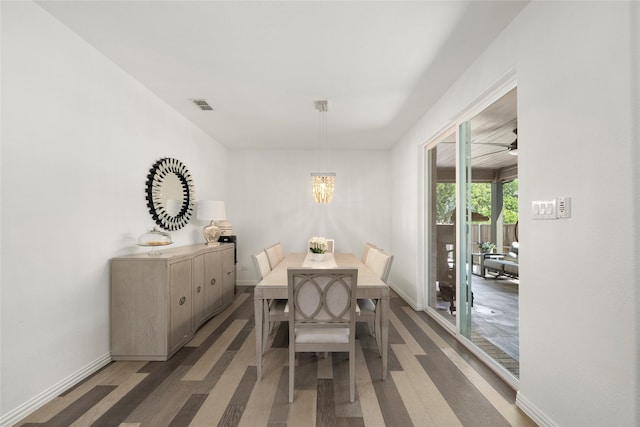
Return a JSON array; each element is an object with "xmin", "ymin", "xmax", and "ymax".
[
  {"xmin": 357, "ymin": 298, "xmax": 376, "ymax": 315},
  {"xmin": 268, "ymin": 299, "xmax": 288, "ymax": 313},
  {"xmin": 503, "ymin": 261, "xmax": 519, "ymax": 275},
  {"xmin": 504, "ymin": 252, "xmax": 518, "ymax": 262},
  {"xmin": 268, "ymin": 300, "xmax": 289, "ymax": 321},
  {"xmin": 483, "ymin": 259, "xmax": 504, "ymax": 270},
  {"xmin": 295, "ymin": 328, "xmax": 350, "ymax": 344}
]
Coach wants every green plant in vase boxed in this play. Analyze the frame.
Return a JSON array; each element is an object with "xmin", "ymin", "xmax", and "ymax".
[
  {"xmin": 309, "ymin": 236, "xmax": 328, "ymax": 254},
  {"xmin": 478, "ymin": 241, "xmax": 496, "ymax": 253}
]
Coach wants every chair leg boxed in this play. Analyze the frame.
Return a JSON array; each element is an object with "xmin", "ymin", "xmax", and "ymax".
[
  {"xmin": 262, "ymin": 300, "xmax": 270, "ymax": 354},
  {"xmin": 349, "ymin": 343, "xmax": 355, "ymax": 402},
  {"xmin": 289, "ymin": 347, "xmax": 295, "ymax": 403},
  {"xmin": 367, "ymin": 321, "xmax": 375, "ymax": 336}
]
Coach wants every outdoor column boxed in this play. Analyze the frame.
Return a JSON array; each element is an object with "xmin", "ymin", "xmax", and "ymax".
[{"xmin": 491, "ymin": 181, "xmax": 504, "ymax": 251}]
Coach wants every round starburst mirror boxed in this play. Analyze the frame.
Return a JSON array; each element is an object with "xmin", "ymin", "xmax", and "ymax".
[{"xmin": 145, "ymin": 157, "xmax": 195, "ymax": 231}]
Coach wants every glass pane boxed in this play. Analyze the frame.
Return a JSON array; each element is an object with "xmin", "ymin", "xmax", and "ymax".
[
  {"xmin": 467, "ymin": 88, "xmax": 520, "ymax": 378},
  {"xmin": 459, "ymin": 121, "xmax": 473, "ymax": 337},
  {"xmin": 426, "ymin": 131, "xmax": 457, "ymax": 325}
]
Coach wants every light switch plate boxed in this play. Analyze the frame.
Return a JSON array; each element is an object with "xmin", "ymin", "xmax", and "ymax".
[
  {"xmin": 532, "ymin": 199, "xmax": 557, "ymax": 220},
  {"xmin": 557, "ymin": 197, "xmax": 572, "ymax": 218},
  {"xmin": 532, "ymin": 197, "xmax": 572, "ymax": 220}
]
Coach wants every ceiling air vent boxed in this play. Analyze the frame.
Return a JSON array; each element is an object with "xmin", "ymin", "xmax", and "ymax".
[{"xmin": 191, "ymin": 99, "xmax": 213, "ymax": 111}]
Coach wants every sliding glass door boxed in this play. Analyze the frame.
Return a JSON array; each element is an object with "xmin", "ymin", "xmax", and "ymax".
[{"xmin": 425, "ymin": 86, "xmax": 520, "ymax": 380}]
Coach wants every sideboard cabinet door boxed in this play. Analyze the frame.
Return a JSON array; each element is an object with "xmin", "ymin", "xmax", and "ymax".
[
  {"xmin": 203, "ymin": 250, "xmax": 223, "ymax": 317},
  {"xmin": 192, "ymin": 254, "xmax": 205, "ymax": 330},
  {"xmin": 111, "ymin": 259, "xmax": 168, "ymax": 359},
  {"xmin": 222, "ymin": 246, "xmax": 235, "ymax": 305},
  {"xmin": 169, "ymin": 259, "xmax": 193, "ymax": 353}
]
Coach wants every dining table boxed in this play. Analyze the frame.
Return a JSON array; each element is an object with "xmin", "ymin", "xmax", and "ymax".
[{"xmin": 254, "ymin": 252, "xmax": 390, "ymax": 381}]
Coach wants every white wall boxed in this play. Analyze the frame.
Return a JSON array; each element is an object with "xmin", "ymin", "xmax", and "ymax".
[
  {"xmin": 0, "ymin": 2, "xmax": 227, "ymax": 424},
  {"xmin": 391, "ymin": 1, "xmax": 638, "ymax": 426},
  {"xmin": 227, "ymin": 149, "xmax": 391, "ymax": 285}
]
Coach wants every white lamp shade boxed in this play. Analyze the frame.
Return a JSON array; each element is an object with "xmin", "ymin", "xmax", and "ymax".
[{"xmin": 197, "ymin": 200, "xmax": 226, "ymax": 221}]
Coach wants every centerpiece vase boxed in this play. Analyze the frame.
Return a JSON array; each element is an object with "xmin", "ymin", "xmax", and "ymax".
[{"xmin": 310, "ymin": 252, "xmax": 325, "ymax": 262}]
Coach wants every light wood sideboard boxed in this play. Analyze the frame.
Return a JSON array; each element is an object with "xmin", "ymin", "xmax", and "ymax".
[{"xmin": 111, "ymin": 243, "xmax": 235, "ymax": 361}]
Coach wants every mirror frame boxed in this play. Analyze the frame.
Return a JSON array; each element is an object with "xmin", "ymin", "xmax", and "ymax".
[{"xmin": 145, "ymin": 157, "xmax": 196, "ymax": 231}]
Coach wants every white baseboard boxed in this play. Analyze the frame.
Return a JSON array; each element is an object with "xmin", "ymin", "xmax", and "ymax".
[
  {"xmin": 516, "ymin": 391, "xmax": 556, "ymax": 427},
  {"xmin": 0, "ymin": 352, "xmax": 112, "ymax": 427},
  {"xmin": 388, "ymin": 282, "xmax": 424, "ymax": 311}
]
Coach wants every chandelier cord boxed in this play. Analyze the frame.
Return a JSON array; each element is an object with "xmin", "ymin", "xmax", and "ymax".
[{"xmin": 311, "ymin": 100, "xmax": 335, "ymax": 204}]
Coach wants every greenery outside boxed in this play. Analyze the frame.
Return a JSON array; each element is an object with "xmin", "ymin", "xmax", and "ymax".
[{"xmin": 436, "ymin": 179, "xmax": 518, "ymax": 224}]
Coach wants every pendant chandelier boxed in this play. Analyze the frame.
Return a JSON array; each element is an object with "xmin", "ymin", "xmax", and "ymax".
[{"xmin": 311, "ymin": 100, "xmax": 335, "ymax": 204}]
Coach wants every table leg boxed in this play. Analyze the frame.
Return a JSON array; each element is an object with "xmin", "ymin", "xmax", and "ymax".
[
  {"xmin": 263, "ymin": 299, "xmax": 270, "ymax": 354},
  {"xmin": 254, "ymin": 294, "xmax": 264, "ymax": 381},
  {"xmin": 374, "ymin": 300, "xmax": 382, "ymax": 355},
  {"xmin": 380, "ymin": 294, "xmax": 390, "ymax": 380}
]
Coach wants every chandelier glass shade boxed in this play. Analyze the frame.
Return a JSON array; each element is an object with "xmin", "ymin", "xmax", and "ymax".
[
  {"xmin": 312, "ymin": 100, "xmax": 335, "ymax": 204},
  {"xmin": 311, "ymin": 173, "xmax": 336, "ymax": 204}
]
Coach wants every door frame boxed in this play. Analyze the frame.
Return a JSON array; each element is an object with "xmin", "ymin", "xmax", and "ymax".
[{"xmin": 421, "ymin": 70, "xmax": 519, "ymax": 389}]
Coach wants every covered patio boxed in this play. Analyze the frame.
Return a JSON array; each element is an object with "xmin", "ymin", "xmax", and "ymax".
[{"xmin": 435, "ymin": 273, "xmax": 520, "ymax": 377}]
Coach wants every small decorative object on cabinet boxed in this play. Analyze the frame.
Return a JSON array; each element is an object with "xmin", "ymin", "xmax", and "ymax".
[
  {"xmin": 137, "ymin": 227, "xmax": 173, "ymax": 255},
  {"xmin": 197, "ymin": 200, "xmax": 226, "ymax": 245},
  {"xmin": 110, "ymin": 243, "xmax": 235, "ymax": 361},
  {"xmin": 218, "ymin": 235, "xmax": 237, "ymax": 265},
  {"xmin": 310, "ymin": 253, "xmax": 325, "ymax": 262}
]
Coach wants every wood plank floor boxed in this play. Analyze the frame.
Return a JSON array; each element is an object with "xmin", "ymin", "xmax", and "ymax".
[
  {"xmin": 16, "ymin": 287, "xmax": 536, "ymax": 426},
  {"xmin": 435, "ymin": 276, "xmax": 520, "ymax": 378}
]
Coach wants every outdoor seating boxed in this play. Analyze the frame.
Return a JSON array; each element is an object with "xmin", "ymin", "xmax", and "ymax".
[{"xmin": 483, "ymin": 242, "xmax": 519, "ymax": 279}]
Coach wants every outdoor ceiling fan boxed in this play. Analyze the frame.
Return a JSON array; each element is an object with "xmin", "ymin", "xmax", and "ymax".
[
  {"xmin": 507, "ymin": 128, "xmax": 518, "ymax": 155},
  {"xmin": 437, "ymin": 127, "xmax": 518, "ymax": 161},
  {"xmin": 470, "ymin": 128, "xmax": 518, "ymax": 159}
]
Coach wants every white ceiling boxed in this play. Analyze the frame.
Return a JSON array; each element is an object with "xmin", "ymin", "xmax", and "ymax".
[{"xmin": 36, "ymin": 1, "xmax": 527, "ymax": 150}]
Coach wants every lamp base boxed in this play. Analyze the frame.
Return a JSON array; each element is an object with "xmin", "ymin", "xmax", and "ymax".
[{"xmin": 203, "ymin": 221, "xmax": 221, "ymax": 245}]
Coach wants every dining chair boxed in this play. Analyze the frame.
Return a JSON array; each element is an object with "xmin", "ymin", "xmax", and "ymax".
[
  {"xmin": 265, "ymin": 242, "xmax": 284, "ymax": 269},
  {"xmin": 358, "ymin": 248, "xmax": 393, "ymax": 352},
  {"xmin": 253, "ymin": 250, "xmax": 287, "ymax": 352},
  {"xmin": 365, "ymin": 248, "xmax": 394, "ymax": 283},
  {"xmin": 326, "ymin": 239, "xmax": 335, "ymax": 253},
  {"xmin": 252, "ymin": 250, "xmax": 271, "ymax": 280},
  {"xmin": 288, "ymin": 268, "xmax": 358, "ymax": 403},
  {"xmin": 361, "ymin": 242, "xmax": 378, "ymax": 263}
]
